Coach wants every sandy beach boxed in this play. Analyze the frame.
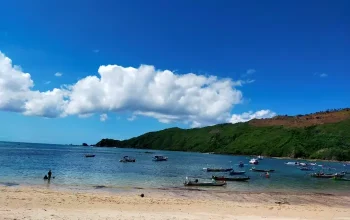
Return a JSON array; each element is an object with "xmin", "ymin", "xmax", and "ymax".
[{"xmin": 0, "ymin": 186, "xmax": 349, "ymax": 220}]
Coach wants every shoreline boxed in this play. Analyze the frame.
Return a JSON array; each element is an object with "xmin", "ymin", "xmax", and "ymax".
[
  {"xmin": 93, "ymin": 145, "xmax": 350, "ymax": 163},
  {"xmin": 1, "ymin": 185, "xmax": 350, "ymax": 220}
]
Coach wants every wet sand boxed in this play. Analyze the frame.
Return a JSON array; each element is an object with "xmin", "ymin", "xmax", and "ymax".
[{"xmin": 0, "ymin": 186, "xmax": 349, "ymax": 220}]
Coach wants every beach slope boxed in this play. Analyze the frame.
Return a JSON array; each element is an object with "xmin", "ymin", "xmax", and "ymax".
[{"xmin": 1, "ymin": 186, "xmax": 350, "ymax": 220}]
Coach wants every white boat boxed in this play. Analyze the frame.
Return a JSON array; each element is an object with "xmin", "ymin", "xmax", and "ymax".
[
  {"xmin": 285, "ymin": 162, "xmax": 300, "ymax": 166},
  {"xmin": 257, "ymin": 155, "xmax": 264, "ymax": 160},
  {"xmin": 249, "ymin": 158, "xmax": 259, "ymax": 164},
  {"xmin": 152, "ymin": 155, "xmax": 168, "ymax": 161}
]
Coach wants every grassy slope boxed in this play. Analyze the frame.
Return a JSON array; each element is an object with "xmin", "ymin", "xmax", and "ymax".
[{"xmin": 96, "ymin": 118, "xmax": 350, "ymax": 161}]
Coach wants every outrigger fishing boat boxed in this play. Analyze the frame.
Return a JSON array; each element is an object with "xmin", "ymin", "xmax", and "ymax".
[
  {"xmin": 119, "ymin": 156, "xmax": 136, "ymax": 162},
  {"xmin": 229, "ymin": 170, "xmax": 246, "ymax": 175},
  {"xmin": 203, "ymin": 168, "xmax": 233, "ymax": 172},
  {"xmin": 184, "ymin": 177, "xmax": 226, "ymax": 187},
  {"xmin": 212, "ymin": 176, "xmax": 250, "ymax": 181},
  {"xmin": 251, "ymin": 167, "xmax": 275, "ymax": 172}
]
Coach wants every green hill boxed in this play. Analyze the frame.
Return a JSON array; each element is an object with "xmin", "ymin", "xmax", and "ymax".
[{"xmin": 96, "ymin": 109, "xmax": 350, "ymax": 161}]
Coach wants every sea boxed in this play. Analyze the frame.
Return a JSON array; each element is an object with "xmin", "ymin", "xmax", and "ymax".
[{"xmin": 0, "ymin": 141, "xmax": 349, "ymax": 194}]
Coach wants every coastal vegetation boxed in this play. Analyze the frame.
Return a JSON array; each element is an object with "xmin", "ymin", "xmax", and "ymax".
[{"xmin": 96, "ymin": 108, "xmax": 350, "ymax": 161}]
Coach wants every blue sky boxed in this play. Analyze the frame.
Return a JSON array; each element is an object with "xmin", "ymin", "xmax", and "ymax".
[{"xmin": 0, "ymin": 0, "xmax": 349, "ymax": 144}]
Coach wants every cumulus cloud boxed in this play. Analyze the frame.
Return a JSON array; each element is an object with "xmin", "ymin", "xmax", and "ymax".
[
  {"xmin": 0, "ymin": 51, "xmax": 274, "ymax": 126},
  {"xmin": 55, "ymin": 72, "xmax": 63, "ymax": 77},
  {"xmin": 0, "ymin": 52, "xmax": 34, "ymax": 112},
  {"xmin": 64, "ymin": 64, "xmax": 243, "ymax": 126},
  {"xmin": 228, "ymin": 110, "xmax": 277, "ymax": 124},
  {"xmin": 100, "ymin": 113, "xmax": 108, "ymax": 122}
]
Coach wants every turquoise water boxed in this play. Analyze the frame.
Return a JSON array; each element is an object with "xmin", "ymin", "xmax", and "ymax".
[{"xmin": 0, "ymin": 141, "xmax": 349, "ymax": 194}]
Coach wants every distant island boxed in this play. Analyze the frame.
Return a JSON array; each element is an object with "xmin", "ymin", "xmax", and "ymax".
[{"xmin": 96, "ymin": 108, "xmax": 350, "ymax": 161}]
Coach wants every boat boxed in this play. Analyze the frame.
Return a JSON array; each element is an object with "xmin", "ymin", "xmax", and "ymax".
[
  {"xmin": 257, "ymin": 155, "xmax": 264, "ymax": 160},
  {"xmin": 152, "ymin": 155, "xmax": 168, "ymax": 161},
  {"xmin": 184, "ymin": 177, "xmax": 226, "ymax": 187},
  {"xmin": 249, "ymin": 158, "xmax": 259, "ymax": 165},
  {"xmin": 212, "ymin": 176, "xmax": 250, "ymax": 181},
  {"xmin": 299, "ymin": 167, "xmax": 313, "ymax": 171},
  {"xmin": 204, "ymin": 168, "xmax": 233, "ymax": 172},
  {"xmin": 229, "ymin": 170, "xmax": 246, "ymax": 175},
  {"xmin": 251, "ymin": 167, "xmax": 275, "ymax": 172},
  {"xmin": 85, "ymin": 154, "xmax": 95, "ymax": 157},
  {"xmin": 285, "ymin": 162, "xmax": 300, "ymax": 166},
  {"xmin": 307, "ymin": 163, "xmax": 317, "ymax": 166},
  {"xmin": 310, "ymin": 172, "xmax": 345, "ymax": 179},
  {"xmin": 238, "ymin": 161, "xmax": 245, "ymax": 168},
  {"xmin": 119, "ymin": 156, "xmax": 136, "ymax": 162}
]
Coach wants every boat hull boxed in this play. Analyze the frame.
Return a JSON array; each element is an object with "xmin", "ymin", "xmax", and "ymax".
[
  {"xmin": 229, "ymin": 171, "xmax": 246, "ymax": 175},
  {"xmin": 184, "ymin": 181, "xmax": 226, "ymax": 186},
  {"xmin": 251, "ymin": 168, "xmax": 275, "ymax": 172},
  {"xmin": 212, "ymin": 176, "xmax": 250, "ymax": 181},
  {"xmin": 205, "ymin": 168, "xmax": 233, "ymax": 172}
]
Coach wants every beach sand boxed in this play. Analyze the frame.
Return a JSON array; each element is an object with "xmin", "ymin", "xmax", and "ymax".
[{"xmin": 0, "ymin": 186, "xmax": 349, "ymax": 220}]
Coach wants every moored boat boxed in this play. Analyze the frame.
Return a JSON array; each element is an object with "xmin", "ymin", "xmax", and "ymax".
[
  {"xmin": 184, "ymin": 177, "xmax": 226, "ymax": 186},
  {"xmin": 238, "ymin": 161, "xmax": 245, "ymax": 168},
  {"xmin": 212, "ymin": 176, "xmax": 250, "ymax": 181},
  {"xmin": 85, "ymin": 154, "xmax": 95, "ymax": 158},
  {"xmin": 152, "ymin": 155, "xmax": 168, "ymax": 161},
  {"xmin": 249, "ymin": 158, "xmax": 259, "ymax": 165},
  {"xmin": 119, "ymin": 156, "xmax": 136, "ymax": 162},
  {"xmin": 310, "ymin": 172, "xmax": 345, "ymax": 178},
  {"xmin": 251, "ymin": 167, "xmax": 275, "ymax": 172},
  {"xmin": 285, "ymin": 162, "xmax": 300, "ymax": 166},
  {"xmin": 204, "ymin": 168, "xmax": 233, "ymax": 172},
  {"xmin": 257, "ymin": 155, "xmax": 264, "ymax": 160},
  {"xmin": 299, "ymin": 167, "xmax": 313, "ymax": 171},
  {"xmin": 229, "ymin": 170, "xmax": 246, "ymax": 175}
]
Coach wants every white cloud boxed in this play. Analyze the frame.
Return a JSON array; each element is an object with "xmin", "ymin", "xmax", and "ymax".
[
  {"xmin": 0, "ymin": 51, "xmax": 273, "ymax": 126},
  {"xmin": 55, "ymin": 72, "xmax": 63, "ymax": 77},
  {"xmin": 246, "ymin": 69, "xmax": 256, "ymax": 75},
  {"xmin": 127, "ymin": 115, "xmax": 137, "ymax": 121},
  {"xmin": 100, "ymin": 113, "xmax": 108, "ymax": 122},
  {"xmin": 314, "ymin": 72, "xmax": 328, "ymax": 78},
  {"xmin": 44, "ymin": 81, "xmax": 51, "ymax": 85},
  {"xmin": 228, "ymin": 110, "xmax": 277, "ymax": 124},
  {"xmin": 0, "ymin": 51, "xmax": 34, "ymax": 112},
  {"xmin": 78, "ymin": 113, "xmax": 94, "ymax": 118},
  {"xmin": 64, "ymin": 64, "xmax": 243, "ymax": 126}
]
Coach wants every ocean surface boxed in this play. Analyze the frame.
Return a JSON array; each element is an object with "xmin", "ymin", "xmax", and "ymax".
[{"xmin": 0, "ymin": 142, "xmax": 349, "ymax": 194}]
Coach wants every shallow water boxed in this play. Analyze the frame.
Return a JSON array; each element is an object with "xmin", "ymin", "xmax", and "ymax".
[{"xmin": 0, "ymin": 141, "xmax": 349, "ymax": 194}]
